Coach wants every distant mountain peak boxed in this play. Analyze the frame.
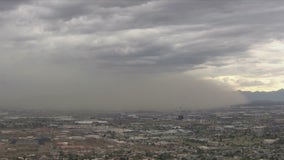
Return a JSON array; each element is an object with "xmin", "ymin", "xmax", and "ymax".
[{"xmin": 241, "ymin": 89, "xmax": 284, "ymax": 102}]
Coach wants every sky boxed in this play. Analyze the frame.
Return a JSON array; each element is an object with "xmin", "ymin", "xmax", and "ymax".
[{"xmin": 1, "ymin": 0, "xmax": 283, "ymax": 110}]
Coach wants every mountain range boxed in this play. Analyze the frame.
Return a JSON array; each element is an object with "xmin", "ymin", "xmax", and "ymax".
[{"xmin": 241, "ymin": 89, "xmax": 284, "ymax": 103}]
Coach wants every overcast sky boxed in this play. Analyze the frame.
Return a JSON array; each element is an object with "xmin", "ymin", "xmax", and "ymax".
[{"xmin": 1, "ymin": 0, "xmax": 283, "ymax": 110}]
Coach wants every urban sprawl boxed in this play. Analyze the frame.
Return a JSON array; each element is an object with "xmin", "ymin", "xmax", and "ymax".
[{"xmin": 0, "ymin": 105, "xmax": 283, "ymax": 160}]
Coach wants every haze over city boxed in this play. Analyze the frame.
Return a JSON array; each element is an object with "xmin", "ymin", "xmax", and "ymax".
[
  {"xmin": 1, "ymin": 0, "xmax": 284, "ymax": 110},
  {"xmin": 2, "ymin": 1, "xmax": 284, "ymax": 160}
]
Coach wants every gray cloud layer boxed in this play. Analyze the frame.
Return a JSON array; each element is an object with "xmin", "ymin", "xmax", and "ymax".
[
  {"xmin": 3, "ymin": 0, "xmax": 283, "ymax": 109},
  {"xmin": 1, "ymin": 0, "xmax": 283, "ymax": 71}
]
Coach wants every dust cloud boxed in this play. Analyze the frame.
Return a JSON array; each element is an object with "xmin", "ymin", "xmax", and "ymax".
[{"xmin": 0, "ymin": 64, "xmax": 246, "ymax": 111}]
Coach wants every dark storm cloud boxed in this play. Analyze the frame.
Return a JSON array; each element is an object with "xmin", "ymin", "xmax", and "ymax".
[
  {"xmin": 0, "ymin": 0, "xmax": 283, "ymax": 72},
  {"xmin": 0, "ymin": 0, "xmax": 31, "ymax": 11},
  {"xmin": 18, "ymin": 0, "xmax": 282, "ymax": 71}
]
